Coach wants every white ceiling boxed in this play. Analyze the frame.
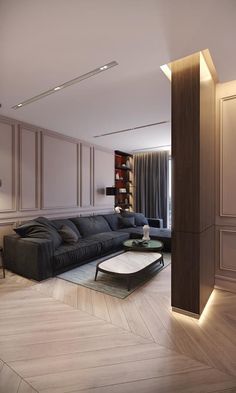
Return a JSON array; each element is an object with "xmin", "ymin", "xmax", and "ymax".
[{"xmin": 1, "ymin": 0, "xmax": 236, "ymax": 152}]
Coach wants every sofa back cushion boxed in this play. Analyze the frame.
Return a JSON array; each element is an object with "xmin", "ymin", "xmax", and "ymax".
[
  {"xmin": 52, "ymin": 219, "xmax": 82, "ymax": 238},
  {"xmin": 103, "ymin": 213, "xmax": 121, "ymax": 231},
  {"xmin": 71, "ymin": 215, "xmax": 112, "ymax": 237}
]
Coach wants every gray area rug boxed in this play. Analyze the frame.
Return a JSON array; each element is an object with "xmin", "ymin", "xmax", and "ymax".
[{"xmin": 58, "ymin": 251, "xmax": 171, "ymax": 299}]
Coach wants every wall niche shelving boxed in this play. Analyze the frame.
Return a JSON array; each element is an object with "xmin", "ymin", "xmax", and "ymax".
[{"xmin": 115, "ymin": 150, "xmax": 133, "ymax": 211}]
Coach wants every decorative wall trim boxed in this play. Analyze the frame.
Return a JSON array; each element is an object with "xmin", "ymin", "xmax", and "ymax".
[
  {"xmin": 215, "ymin": 275, "xmax": 236, "ymax": 293},
  {"xmin": 18, "ymin": 125, "xmax": 39, "ymax": 211},
  {"xmin": 41, "ymin": 132, "xmax": 78, "ymax": 210},
  {"xmin": 219, "ymin": 229, "xmax": 236, "ymax": 272},
  {"xmin": 0, "ymin": 121, "xmax": 17, "ymax": 213},
  {"xmin": 220, "ymin": 95, "xmax": 236, "ymax": 217},
  {"xmin": 0, "ymin": 221, "xmax": 17, "ymax": 247},
  {"xmin": 80, "ymin": 143, "xmax": 94, "ymax": 208},
  {"xmin": 0, "ymin": 114, "xmax": 114, "ymax": 242}
]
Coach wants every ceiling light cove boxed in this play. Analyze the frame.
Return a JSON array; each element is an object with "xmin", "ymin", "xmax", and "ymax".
[
  {"xmin": 94, "ymin": 120, "xmax": 170, "ymax": 138},
  {"xmin": 12, "ymin": 61, "xmax": 118, "ymax": 109}
]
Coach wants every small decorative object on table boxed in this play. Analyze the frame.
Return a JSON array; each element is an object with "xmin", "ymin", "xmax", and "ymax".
[
  {"xmin": 132, "ymin": 239, "xmax": 149, "ymax": 247},
  {"xmin": 0, "ymin": 247, "xmax": 5, "ymax": 278},
  {"xmin": 142, "ymin": 224, "xmax": 150, "ymax": 241}
]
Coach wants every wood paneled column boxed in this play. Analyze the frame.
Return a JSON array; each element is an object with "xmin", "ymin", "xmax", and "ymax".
[{"xmin": 171, "ymin": 51, "xmax": 216, "ymax": 317}]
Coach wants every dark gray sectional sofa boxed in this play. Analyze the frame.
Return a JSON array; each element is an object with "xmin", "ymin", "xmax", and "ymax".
[{"xmin": 4, "ymin": 212, "xmax": 171, "ymax": 281}]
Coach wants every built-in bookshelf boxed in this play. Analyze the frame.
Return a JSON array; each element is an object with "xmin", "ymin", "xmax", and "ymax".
[{"xmin": 115, "ymin": 150, "xmax": 133, "ymax": 211}]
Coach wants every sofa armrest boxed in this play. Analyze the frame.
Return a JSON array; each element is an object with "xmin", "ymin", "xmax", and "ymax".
[
  {"xmin": 147, "ymin": 218, "xmax": 163, "ymax": 229},
  {"xmin": 3, "ymin": 235, "xmax": 54, "ymax": 281}
]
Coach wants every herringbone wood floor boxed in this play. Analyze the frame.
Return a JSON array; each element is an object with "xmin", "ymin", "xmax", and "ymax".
[{"xmin": 0, "ymin": 261, "xmax": 236, "ymax": 393}]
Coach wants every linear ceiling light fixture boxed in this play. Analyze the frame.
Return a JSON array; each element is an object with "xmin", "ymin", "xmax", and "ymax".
[
  {"xmin": 12, "ymin": 61, "xmax": 118, "ymax": 109},
  {"xmin": 132, "ymin": 144, "xmax": 171, "ymax": 152},
  {"xmin": 94, "ymin": 120, "xmax": 169, "ymax": 138}
]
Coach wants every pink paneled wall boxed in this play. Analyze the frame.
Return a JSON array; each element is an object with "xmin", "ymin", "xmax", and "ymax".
[{"xmin": 0, "ymin": 115, "xmax": 114, "ymax": 245}]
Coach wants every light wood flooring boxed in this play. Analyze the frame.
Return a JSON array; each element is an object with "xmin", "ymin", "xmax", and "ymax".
[{"xmin": 0, "ymin": 260, "xmax": 236, "ymax": 393}]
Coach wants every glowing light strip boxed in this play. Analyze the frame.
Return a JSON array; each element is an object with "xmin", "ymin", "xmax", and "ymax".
[
  {"xmin": 12, "ymin": 61, "xmax": 118, "ymax": 109},
  {"xmin": 160, "ymin": 64, "xmax": 171, "ymax": 81}
]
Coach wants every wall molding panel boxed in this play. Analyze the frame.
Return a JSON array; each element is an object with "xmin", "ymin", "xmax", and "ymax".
[
  {"xmin": 19, "ymin": 125, "xmax": 39, "ymax": 211},
  {"xmin": 219, "ymin": 95, "xmax": 236, "ymax": 217},
  {"xmin": 0, "ymin": 115, "xmax": 114, "ymax": 238},
  {"xmin": 94, "ymin": 147, "xmax": 115, "ymax": 207},
  {"xmin": 0, "ymin": 120, "xmax": 17, "ymax": 213},
  {"xmin": 41, "ymin": 132, "xmax": 78, "ymax": 210},
  {"xmin": 219, "ymin": 229, "xmax": 236, "ymax": 273},
  {"xmin": 215, "ymin": 81, "xmax": 236, "ymax": 291},
  {"xmin": 80, "ymin": 143, "xmax": 94, "ymax": 208}
]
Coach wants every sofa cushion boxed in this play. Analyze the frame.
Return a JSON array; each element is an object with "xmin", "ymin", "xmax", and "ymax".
[
  {"xmin": 35, "ymin": 216, "xmax": 58, "ymax": 229},
  {"xmin": 121, "ymin": 211, "xmax": 135, "ymax": 218},
  {"xmin": 14, "ymin": 221, "xmax": 62, "ymax": 250},
  {"xmin": 134, "ymin": 213, "xmax": 148, "ymax": 226},
  {"xmin": 53, "ymin": 239, "xmax": 102, "ymax": 272},
  {"xmin": 117, "ymin": 227, "xmax": 171, "ymax": 251},
  {"xmin": 52, "ymin": 218, "xmax": 81, "ymax": 238},
  {"xmin": 103, "ymin": 213, "xmax": 121, "ymax": 231},
  {"xmin": 118, "ymin": 216, "xmax": 136, "ymax": 229},
  {"xmin": 71, "ymin": 216, "xmax": 112, "ymax": 237},
  {"xmin": 87, "ymin": 231, "xmax": 129, "ymax": 254},
  {"xmin": 58, "ymin": 225, "xmax": 79, "ymax": 244}
]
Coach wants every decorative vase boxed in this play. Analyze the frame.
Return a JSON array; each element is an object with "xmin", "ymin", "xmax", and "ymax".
[
  {"xmin": 142, "ymin": 225, "xmax": 150, "ymax": 241},
  {"xmin": 115, "ymin": 172, "xmax": 119, "ymax": 180}
]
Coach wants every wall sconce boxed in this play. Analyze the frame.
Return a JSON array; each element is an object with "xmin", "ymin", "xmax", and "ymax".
[{"xmin": 106, "ymin": 187, "xmax": 117, "ymax": 196}]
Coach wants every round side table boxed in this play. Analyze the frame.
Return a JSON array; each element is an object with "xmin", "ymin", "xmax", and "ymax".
[{"xmin": 0, "ymin": 247, "xmax": 5, "ymax": 279}]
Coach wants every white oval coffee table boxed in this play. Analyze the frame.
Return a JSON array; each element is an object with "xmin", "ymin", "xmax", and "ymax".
[{"xmin": 94, "ymin": 251, "xmax": 163, "ymax": 291}]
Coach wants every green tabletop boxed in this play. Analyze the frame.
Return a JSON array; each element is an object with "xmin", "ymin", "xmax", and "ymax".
[{"xmin": 123, "ymin": 239, "xmax": 163, "ymax": 251}]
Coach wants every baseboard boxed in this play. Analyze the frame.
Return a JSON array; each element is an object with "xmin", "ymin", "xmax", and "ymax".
[
  {"xmin": 172, "ymin": 307, "xmax": 200, "ymax": 319},
  {"xmin": 215, "ymin": 275, "xmax": 236, "ymax": 293}
]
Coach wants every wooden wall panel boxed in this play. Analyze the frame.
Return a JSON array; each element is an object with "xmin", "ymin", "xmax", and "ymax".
[
  {"xmin": 80, "ymin": 143, "xmax": 93, "ymax": 208},
  {"xmin": 171, "ymin": 53, "xmax": 200, "ymax": 233},
  {"xmin": 41, "ymin": 134, "xmax": 78, "ymax": 209},
  {"xmin": 171, "ymin": 52, "xmax": 216, "ymax": 316},
  {"xmin": 19, "ymin": 127, "xmax": 39, "ymax": 211},
  {"xmin": 94, "ymin": 148, "xmax": 114, "ymax": 207},
  {"xmin": 200, "ymin": 61, "xmax": 215, "ymax": 231},
  {"xmin": 0, "ymin": 122, "xmax": 16, "ymax": 212}
]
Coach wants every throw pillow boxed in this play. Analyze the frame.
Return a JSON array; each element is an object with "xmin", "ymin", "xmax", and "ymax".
[
  {"xmin": 58, "ymin": 225, "xmax": 79, "ymax": 244},
  {"xmin": 134, "ymin": 213, "xmax": 148, "ymax": 226},
  {"xmin": 118, "ymin": 216, "xmax": 136, "ymax": 228},
  {"xmin": 14, "ymin": 220, "xmax": 62, "ymax": 249}
]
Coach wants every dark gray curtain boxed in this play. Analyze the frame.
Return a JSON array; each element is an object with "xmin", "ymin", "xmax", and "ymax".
[{"xmin": 134, "ymin": 151, "xmax": 169, "ymax": 227}]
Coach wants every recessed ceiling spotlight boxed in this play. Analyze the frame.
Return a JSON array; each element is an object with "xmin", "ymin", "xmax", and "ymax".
[
  {"xmin": 100, "ymin": 65, "xmax": 108, "ymax": 70},
  {"xmin": 12, "ymin": 61, "xmax": 118, "ymax": 109}
]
